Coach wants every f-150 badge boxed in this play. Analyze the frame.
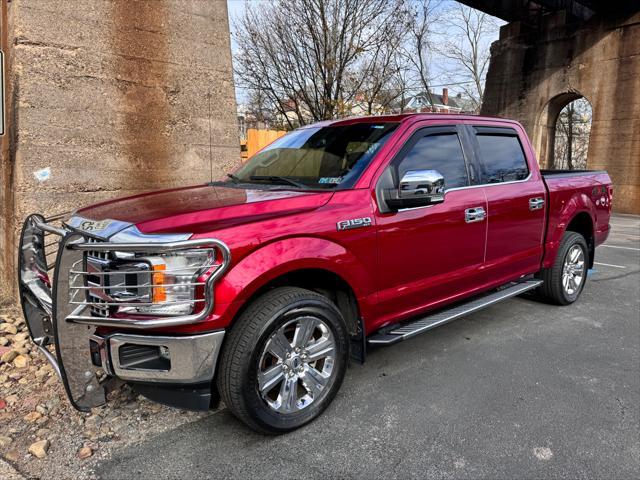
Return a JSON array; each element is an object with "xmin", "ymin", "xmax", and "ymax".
[{"xmin": 336, "ymin": 217, "xmax": 372, "ymax": 231}]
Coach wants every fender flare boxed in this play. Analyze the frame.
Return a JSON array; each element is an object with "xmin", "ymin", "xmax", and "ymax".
[
  {"xmin": 214, "ymin": 236, "xmax": 374, "ymax": 311},
  {"xmin": 543, "ymin": 192, "xmax": 596, "ymax": 269}
]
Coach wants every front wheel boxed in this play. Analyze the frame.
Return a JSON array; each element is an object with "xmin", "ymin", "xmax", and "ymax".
[
  {"xmin": 216, "ymin": 287, "xmax": 349, "ymax": 434},
  {"xmin": 538, "ymin": 231, "xmax": 589, "ymax": 305}
]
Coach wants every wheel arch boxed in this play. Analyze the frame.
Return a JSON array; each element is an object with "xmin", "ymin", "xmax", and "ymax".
[
  {"xmin": 565, "ymin": 211, "xmax": 595, "ymax": 268},
  {"xmin": 543, "ymin": 190, "xmax": 597, "ymax": 269},
  {"xmin": 214, "ymin": 236, "xmax": 373, "ymax": 339},
  {"xmin": 232, "ymin": 268, "xmax": 362, "ymax": 338}
]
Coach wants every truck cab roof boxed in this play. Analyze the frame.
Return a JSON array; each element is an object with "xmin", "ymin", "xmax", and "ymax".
[{"xmin": 304, "ymin": 113, "xmax": 522, "ymax": 129}]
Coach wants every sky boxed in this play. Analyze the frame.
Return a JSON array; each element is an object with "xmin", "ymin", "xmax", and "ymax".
[
  {"xmin": 225, "ymin": 0, "xmax": 504, "ymax": 105},
  {"xmin": 227, "ymin": 0, "xmax": 262, "ymax": 20}
]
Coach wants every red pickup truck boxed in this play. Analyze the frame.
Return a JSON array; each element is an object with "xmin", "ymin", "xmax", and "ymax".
[{"xmin": 18, "ymin": 114, "xmax": 612, "ymax": 433}]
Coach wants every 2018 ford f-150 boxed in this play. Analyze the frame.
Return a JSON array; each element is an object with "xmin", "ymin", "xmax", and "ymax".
[{"xmin": 18, "ymin": 114, "xmax": 612, "ymax": 433}]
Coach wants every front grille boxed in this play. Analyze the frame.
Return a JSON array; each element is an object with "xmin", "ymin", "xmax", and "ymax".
[
  {"xmin": 77, "ymin": 247, "xmax": 155, "ymax": 318},
  {"xmin": 90, "ymin": 297, "xmax": 110, "ymax": 318},
  {"xmin": 86, "ymin": 238, "xmax": 113, "ymax": 318}
]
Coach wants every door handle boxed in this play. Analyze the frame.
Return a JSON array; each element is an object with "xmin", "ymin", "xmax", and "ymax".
[
  {"xmin": 465, "ymin": 207, "xmax": 486, "ymax": 223},
  {"xmin": 529, "ymin": 197, "xmax": 545, "ymax": 211}
]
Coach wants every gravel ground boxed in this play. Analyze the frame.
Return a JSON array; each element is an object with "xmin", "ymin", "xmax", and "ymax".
[{"xmin": 0, "ymin": 306, "xmax": 212, "ymax": 479}]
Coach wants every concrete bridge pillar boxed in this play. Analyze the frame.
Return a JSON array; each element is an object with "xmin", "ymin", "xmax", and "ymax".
[{"xmin": 0, "ymin": 0, "xmax": 240, "ymax": 304}]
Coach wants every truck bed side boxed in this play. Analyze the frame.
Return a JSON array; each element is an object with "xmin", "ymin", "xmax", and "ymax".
[{"xmin": 541, "ymin": 170, "xmax": 612, "ymax": 269}]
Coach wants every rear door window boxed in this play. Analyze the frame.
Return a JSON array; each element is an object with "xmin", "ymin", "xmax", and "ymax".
[{"xmin": 474, "ymin": 129, "xmax": 529, "ymax": 183}]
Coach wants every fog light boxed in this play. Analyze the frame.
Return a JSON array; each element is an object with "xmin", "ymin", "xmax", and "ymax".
[{"xmin": 118, "ymin": 344, "xmax": 170, "ymax": 371}]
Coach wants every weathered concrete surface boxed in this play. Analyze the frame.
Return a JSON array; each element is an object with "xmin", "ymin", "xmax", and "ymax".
[
  {"xmin": 0, "ymin": 0, "xmax": 240, "ymax": 303},
  {"xmin": 482, "ymin": 10, "xmax": 640, "ymax": 214}
]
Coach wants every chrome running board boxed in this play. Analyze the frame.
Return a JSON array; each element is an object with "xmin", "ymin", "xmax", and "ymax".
[{"xmin": 367, "ymin": 279, "xmax": 543, "ymax": 345}]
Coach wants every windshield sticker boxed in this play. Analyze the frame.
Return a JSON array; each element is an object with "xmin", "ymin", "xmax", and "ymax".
[
  {"xmin": 365, "ymin": 143, "xmax": 380, "ymax": 154},
  {"xmin": 319, "ymin": 177, "xmax": 342, "ymax": 184}
]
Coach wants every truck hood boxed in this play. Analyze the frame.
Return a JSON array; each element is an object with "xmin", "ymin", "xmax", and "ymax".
[{"xmin": 76, "ymin": 184, "xmax": 333, "ymax": 235}]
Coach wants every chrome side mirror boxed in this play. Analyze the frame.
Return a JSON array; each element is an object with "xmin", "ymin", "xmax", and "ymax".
[{"xmin": 385, "ymin": 169, "xmax": 445, "ymax": 210}]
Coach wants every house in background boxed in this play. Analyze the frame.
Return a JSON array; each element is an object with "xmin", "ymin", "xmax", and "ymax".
[{"xmin": 392, "ymin": 88, "xmax": 467, "ymax": 114}]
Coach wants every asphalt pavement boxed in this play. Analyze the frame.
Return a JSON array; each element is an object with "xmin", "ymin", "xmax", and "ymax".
[{"xmin": 97, "ymin": 214, "xmax": 640, "ymax": 479}]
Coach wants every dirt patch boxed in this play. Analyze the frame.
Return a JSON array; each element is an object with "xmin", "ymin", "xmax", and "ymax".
[{"xmin": 0, "ymin": 306, "xmax": 212, "ymax": 479}]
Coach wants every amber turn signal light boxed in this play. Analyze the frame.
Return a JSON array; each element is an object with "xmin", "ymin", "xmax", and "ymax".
[{"xmin": 152, "ymin": 264, "xmax": 167, "ymax": 303}]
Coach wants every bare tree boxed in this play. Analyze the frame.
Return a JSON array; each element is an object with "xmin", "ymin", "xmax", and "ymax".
[
  {"xmin": 233, "ymin": 0, "xmax": 406, "ymax": 127},
  {"xmin": 353, "ymin": 11, "xmax": 411, "ymax": 115},
  {"xmin": 402, "ymin": 0, "xmax": 444, "ymax": 107},
  {"xmin": 242, "ymin": 89, "xmax": 274, "ymax": 130},
  {"xmin": 438, "ymin": 4, "xmax": 497, "ymax": 111},
  {"xmin": 388, "ymin": 52, "xmax": 414, "ymax": 113},
  {"xmin": 554, "ymin": 98, "xmax": 592, "ymax": 170}
]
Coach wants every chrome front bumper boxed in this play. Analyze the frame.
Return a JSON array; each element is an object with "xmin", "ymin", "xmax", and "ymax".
[
  {"xmin": 102, "ymin": 330, "xmax": 225, "ymax": 383},
  {"xmin": 18, "ymin": 213, "xmax": 230, "ymax": 411}
]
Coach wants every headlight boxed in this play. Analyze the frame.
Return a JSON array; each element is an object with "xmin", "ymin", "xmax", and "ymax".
[{"xmin": 114, "ymin": 249, "xmax": 215, "ymax": 316}]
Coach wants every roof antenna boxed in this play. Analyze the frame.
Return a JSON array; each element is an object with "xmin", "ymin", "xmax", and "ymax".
[
  {"xmin": 206, "ymin": 88, "xmax": 221, "ymax": 201},
  {"xmin": 207, "ymin": 87, "xmax": 214, "ymax": 183}
]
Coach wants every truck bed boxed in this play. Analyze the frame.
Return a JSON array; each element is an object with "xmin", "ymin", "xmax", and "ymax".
[{"xmin": 541, "ymin": 169, "xmax": 612, "ymax": 269}]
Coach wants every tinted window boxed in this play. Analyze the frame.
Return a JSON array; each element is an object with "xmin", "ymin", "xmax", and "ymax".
[
  {"xmin": 476, "ymin": 133, "xmax": 529, "ymax": 183},
  {"xmin": 398, "ymin": 133, "xmax": 469, "ymax": 189}
]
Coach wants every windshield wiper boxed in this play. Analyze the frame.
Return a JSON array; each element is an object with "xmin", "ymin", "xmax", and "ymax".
[
  {"xmin": 249, "ymin": 175, "xmax": 308, "ymax": 189},
  {"xmin": 226, "ymin": 173, "xmax": 241, "ymax": 183}
]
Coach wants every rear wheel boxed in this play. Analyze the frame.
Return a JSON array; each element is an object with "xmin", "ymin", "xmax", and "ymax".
[
  {"xmin": 216, "ymin": 287, "xmax": 349, "ymax": 434},
  {"xmin": 538, "ymin": 231, "xmax": 589, "ymax": 305}
]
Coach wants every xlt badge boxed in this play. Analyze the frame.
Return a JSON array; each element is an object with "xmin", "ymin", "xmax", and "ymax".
[{"xmin": 336, "ymin": 217, "xmax": 372, "ymax": 231}]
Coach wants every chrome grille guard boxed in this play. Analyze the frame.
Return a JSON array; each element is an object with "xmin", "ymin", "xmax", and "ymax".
[
  {"xmin": 66, "ymin": 237, "xmax": 230, "ymax": 329},
  {"xmin": 18, "ymin": 213, "xmax": 231, "ymax": 411}
]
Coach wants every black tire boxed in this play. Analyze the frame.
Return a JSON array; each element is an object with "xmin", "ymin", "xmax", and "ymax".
[
  {"xmin": 216, "ymin": 287, "xmax": 349, "ymax": 434},
  {"xmin": 538, "ymin": 231, "xmax": 589, "ymax": 305}
]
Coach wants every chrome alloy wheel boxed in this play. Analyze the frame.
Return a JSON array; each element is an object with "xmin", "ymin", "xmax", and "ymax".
[
  {"xmin": 257, "ymin": 317, "xmax": 336, "ymax": 414},
  {"xmin": 562, "ymin": 244, "xmax": 586, "ymax": 295}
]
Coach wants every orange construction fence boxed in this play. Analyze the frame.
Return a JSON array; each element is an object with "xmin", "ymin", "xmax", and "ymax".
[{"xmin": 241, "ymin": 128, "xmax": 287, "ymax": 161}]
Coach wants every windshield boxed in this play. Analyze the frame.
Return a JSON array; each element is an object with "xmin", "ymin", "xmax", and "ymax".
[{"xmin": 230, "ymin": 122, "xmax": 399, "ymax": 189}]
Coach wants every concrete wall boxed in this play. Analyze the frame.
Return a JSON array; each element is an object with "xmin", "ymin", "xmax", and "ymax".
[
  {"xmin": 482, "ymin": 10, "xmax": 640, "ymax": 214},
  {"xmin": 0, "ymin": 0, "xmax": 240, "ymax": 303}
]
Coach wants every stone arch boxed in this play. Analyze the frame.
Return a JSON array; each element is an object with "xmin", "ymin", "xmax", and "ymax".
[{"xmin": 533, "ymin": 91, "xmax": 589, "ymax": 169}]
